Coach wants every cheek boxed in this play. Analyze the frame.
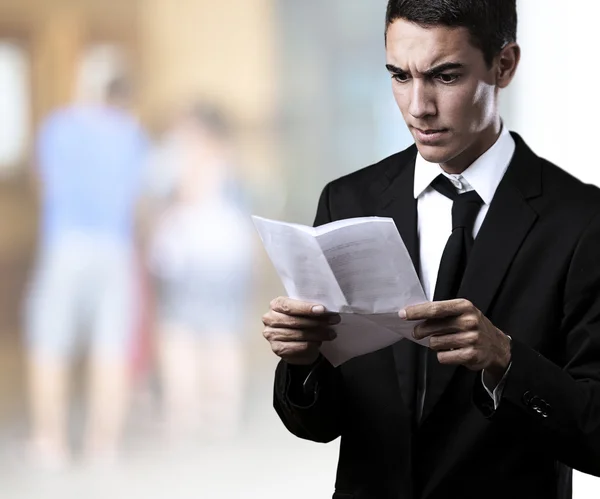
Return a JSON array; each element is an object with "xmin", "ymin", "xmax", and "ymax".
[
  {"xmin": 391, "ymin": 85, "xmax": 410, "ymax": 114},
  {"xmin": 440, "ymin": 84, "xmax": 494, "ymax": 130},
  {"xmin": 435, "ymin": 87, "xmax": 471, "ymax": 123}
]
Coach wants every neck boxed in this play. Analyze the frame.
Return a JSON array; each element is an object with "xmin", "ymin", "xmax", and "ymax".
[{"xmin": 440, "ymin": 119, "xmax": 502, "ymax": 174}]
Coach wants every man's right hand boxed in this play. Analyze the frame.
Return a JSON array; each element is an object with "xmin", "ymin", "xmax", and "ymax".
[{"xmin": 262, "ymin": 297, "xmax": 341, "ymax": 365}]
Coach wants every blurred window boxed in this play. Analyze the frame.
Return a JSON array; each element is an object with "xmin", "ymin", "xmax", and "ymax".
[
  {"xmin": 0, "ymin": 40, "xmax": 30, "ymax": 176},
  {"xmin": 276, "ymin": 0, "xmax": 411, "ymax": 222}
]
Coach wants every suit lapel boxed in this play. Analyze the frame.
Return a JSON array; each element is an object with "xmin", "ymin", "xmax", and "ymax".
[
  {"xmin": 378, "ymin": 147, "xmax": 420, "ymax": 270},
  {"xmin": 376, "ymin": 149, "xmax": 421, "ymax": 418},
  {"xmin": 420, "ymin": 133, "xmax": 542, "ymax": 424},
  {"xmin": 459, "ymin": 185, "xmax": 538, "ymax": 314}
]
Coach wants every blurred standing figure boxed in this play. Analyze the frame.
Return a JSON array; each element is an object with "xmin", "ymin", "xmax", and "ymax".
[
  {"xmin": 25, "ymin": 75, "xmax": 147, "ymax": 468},
  {"xmin": 144, "ymin": 104, "xmax": 253, "ymax": 444}
]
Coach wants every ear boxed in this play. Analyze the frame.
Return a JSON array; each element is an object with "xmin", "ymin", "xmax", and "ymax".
[{"xmin": 495, "ymin": 42, "xmax": 521, "ymax": 89}]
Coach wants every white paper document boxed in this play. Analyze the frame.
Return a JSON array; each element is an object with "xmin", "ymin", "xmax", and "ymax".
[{"xmin": 252, "ymin": 215, "xmax": 429, "ymax": 366}]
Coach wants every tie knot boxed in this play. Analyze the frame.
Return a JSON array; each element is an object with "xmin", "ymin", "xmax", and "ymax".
[{"xmin": 431, "ymin": 174, "xmax": 483, "ymax": 231}]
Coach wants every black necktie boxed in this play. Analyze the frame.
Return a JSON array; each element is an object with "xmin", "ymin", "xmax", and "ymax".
[{"xmin": 414, "ymin": 174, "xmax": 483, "ymax": 423}]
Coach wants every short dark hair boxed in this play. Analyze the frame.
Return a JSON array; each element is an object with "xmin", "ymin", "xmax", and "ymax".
[
  {"xmin": 385, "ymin": 0, "xmax": 517, "ymax": 66},
  {"xmin": 106, "ymin": 76, "xmax": 132, "ymax": 102},
  {"xmin": 188, "ymin": 102, "xmax": 232, "ymax": 140}
]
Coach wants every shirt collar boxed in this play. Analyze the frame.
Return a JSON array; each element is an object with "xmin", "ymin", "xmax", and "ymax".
[{"xmin": 413, "ymin": 125, "xmax": 516, "ymax": 205}]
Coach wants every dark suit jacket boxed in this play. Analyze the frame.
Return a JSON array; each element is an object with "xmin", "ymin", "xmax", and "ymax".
[{"xmin": 273, "ymin": 134, "xmax": 600, "ymax": 499}]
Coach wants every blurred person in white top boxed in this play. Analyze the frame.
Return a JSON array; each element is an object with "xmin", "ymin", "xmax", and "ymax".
[{"xmin": 143, "ymin": 103, "xmax": 254, "ymax": 444}]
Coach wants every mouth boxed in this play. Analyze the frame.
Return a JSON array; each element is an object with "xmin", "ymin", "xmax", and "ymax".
[{"xmin": 412, "ymin": 127, "xmax": 449, "ymax": 145}]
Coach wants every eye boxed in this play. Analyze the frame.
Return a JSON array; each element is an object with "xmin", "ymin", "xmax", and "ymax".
[
  {"xmin": 436, "ymin": 73, "xmax": 460, "ymax": 84},
  {"xmin": 392, "ymin": 73, "xmax": 410, "ymax": 83}
]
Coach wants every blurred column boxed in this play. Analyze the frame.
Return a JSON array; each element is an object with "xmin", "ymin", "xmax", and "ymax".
[
  {"xmin": 139, "ymin": 0, "xmax": 275, "ymax": 122},
  {"xmin": 31, "ymin": 6, "xmax": 85, "ymax": 120}
]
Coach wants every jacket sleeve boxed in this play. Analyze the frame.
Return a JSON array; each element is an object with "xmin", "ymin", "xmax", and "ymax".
[
  {"xmin": 274, "ymin": 357, "xmax": 343, "ymax": 443},
  {"xmin": 273, "ymin": 182, "xmax": 344, "ymax": 443},
  {"xmin": 474, "ymin": 212, "xmax": 600, "ymax": 476}
]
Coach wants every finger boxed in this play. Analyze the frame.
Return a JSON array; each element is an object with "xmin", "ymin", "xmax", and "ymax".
[
  {"xmin": 270, "ymin": 340, "xmax": 323, "ymax": 361},
  {"xmin": 436, "ymin": 346, "xmax": 483, "ymax": 369},
  {"xmin": 412, "ymin": 317, "xmax": 463, "ymax": 340},
  {"xmin": 428, "ymin": 331, "xmax": 479, "ymax": 351},
  {"xmin": 262, "ymin": 310, "xmax": 341, "ymax": 329},
  {"xmin": 270, "ymin": 296, "xmax": 338, "ymax": 318},
  {"xmin": 263, "ymin": 327, "xmax": 337, "ymax": 343},
  {"xmin": 400, "ymin": 299, "xmax": 474, "ymax": 322}
]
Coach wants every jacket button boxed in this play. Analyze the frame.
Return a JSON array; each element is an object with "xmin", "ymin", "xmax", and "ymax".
[
  {"xmin": 541, "ymin": 401, "xmax": 552, "ymax": 417},
  {"xmin": 522, "ymin": 391, "xmax": 533, "ymax": 405}
]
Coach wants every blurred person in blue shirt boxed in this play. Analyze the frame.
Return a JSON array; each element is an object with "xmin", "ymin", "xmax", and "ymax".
[{"xmin": 25, "ymin": 76, "xmax": 148, "ymax": 468}]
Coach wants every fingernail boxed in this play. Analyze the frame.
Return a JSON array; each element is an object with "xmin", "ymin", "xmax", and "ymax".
[
  {"xmin": 412, "ymin": 327, "xmax": 418, "ymax": 339},
  {"xmin": 312, "ymin": 305, "xmax": 325, "ymax": 314},
  {"xmin": 399, "ymin": 309, "xmax": 407, "ymax": 320},
  {"xmin": 329, "ymin": 330, "xmax": 338, "ymax": 340}
]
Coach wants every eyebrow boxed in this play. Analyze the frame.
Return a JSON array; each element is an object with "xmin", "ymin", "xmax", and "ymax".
[{"xmin": 385, "ymin": 62, "xmax": 465, "ymax": 76}]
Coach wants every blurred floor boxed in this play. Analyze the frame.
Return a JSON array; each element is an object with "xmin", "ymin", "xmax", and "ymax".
[{"xmin": 0, "ymin": 330, "xmax": 340, "ymax": 499}]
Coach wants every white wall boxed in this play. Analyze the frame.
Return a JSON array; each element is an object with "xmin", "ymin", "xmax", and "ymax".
[
  {"xmin": 504, "ymin": 2, "xmax": 600, "ymax": 497},
  {"xmin": 505, "ymin": 0, "xmax": 599, "ymax": 186}
]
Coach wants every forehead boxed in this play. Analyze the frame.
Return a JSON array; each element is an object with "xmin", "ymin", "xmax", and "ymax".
[{"xmin": 385, "ymin": 18, "xmax": 480, "ymax": 69}]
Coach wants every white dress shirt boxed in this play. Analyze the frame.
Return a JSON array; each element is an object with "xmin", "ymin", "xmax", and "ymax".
[{"xmin": 414, "ymin": 125, "xmax": 516, "ymax": 408}]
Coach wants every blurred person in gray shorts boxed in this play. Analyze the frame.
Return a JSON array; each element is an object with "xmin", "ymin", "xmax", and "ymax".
[{"xmin": 25, "ymin": 64, "xmax": 148, "ymax": 468}]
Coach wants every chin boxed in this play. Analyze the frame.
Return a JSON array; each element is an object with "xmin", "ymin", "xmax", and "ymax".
[{"xmin": 415, "ymin": 143, "xmax": 457, "ymax": 165}]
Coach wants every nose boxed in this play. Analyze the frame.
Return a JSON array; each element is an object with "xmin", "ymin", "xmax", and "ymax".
[{"xmin": 408, "ymin": 80, "xmax": 436, "ymax": 120}]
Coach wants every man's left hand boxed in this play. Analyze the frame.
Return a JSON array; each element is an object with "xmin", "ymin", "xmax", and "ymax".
[{"xmin": 401, "ymin": 299, "xmax": 511, "ymax": 387}]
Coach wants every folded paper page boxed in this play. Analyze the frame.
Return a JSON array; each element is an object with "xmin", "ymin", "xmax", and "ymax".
[{"xmin": 252, "ymin": 216, "xmax": 429, "ymax": 366}]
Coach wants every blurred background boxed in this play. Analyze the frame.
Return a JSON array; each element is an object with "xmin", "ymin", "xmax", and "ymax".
[{"xmin": 0, "ymin": 0, "xmax": 597, "ymax": 497}]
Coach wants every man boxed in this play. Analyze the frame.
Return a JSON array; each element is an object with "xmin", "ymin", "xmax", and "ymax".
[
  {"xmin": 261, "ymin": 1, "xmax": 600, "ymax": 498},
  {"xmin": 26, "ymin": 75, "xmax": 147, "ymax": 468}
]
